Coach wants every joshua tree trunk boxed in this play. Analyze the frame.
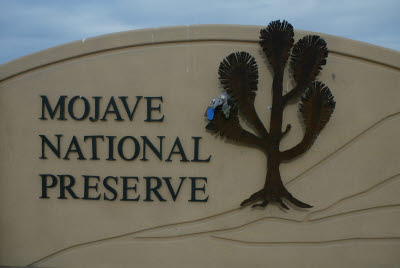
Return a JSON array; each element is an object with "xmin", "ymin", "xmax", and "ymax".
[{"xmin": 240, "ymin": 71, "xmax": 312, "ymax": 209}]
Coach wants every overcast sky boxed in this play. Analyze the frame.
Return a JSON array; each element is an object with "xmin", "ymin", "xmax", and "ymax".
[{"xmin": 1, "ymin": 0, "xmax": 399, "ymax": 64}]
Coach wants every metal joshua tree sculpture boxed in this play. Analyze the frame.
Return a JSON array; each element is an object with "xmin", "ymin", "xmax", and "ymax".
[{"xmin": 205, "ymin": 20, "xmax": 336, "ymax": 209}]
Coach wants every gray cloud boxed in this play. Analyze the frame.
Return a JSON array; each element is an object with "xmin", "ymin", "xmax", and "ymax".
[{"xmin": 0, "ymin": 0, "xmax": 399, "ymax": 64}]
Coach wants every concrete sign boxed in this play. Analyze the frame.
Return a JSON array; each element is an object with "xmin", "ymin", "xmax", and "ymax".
[{"xmin": 0, "ymin": 24, "xmax": 399, "ymax": 267}]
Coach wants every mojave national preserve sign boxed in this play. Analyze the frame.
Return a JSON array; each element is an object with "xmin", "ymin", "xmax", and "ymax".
[{"xmin": 0, "ymin": 23, "xmax": 400, "ymax": 267}]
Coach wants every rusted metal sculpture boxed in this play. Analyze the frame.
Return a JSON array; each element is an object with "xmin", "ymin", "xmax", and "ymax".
[{"xmin": 205, "ymin": 20, "xmax": 335, "ymax": 209}]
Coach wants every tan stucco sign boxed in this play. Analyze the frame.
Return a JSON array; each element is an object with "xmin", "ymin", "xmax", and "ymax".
[{"xmin": 0, "ymin": 24, "xmax": 399, "ymax": 267}]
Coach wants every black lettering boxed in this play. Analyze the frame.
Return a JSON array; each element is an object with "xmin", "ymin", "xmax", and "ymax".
[
  {"xmin": 141, "ymin": 136, "xmax": 164, "ymax": 161},
  {"xmin": 64, "ymin": 136, "xmax": 86, "ymax": 160},
  {"xmin": 106, "ymin": 136, "xmax": 116, "ymax": 161},
  {"xmin": 84, "ymin": 135, "xmax": 104, "ymax": 160},
  {"xmin": 40, "ymin": 134, "xmax": 62, "ymax": 159},
  {"xmin": 58, "ymin": 175, "xmax": 79, "ymax": 199},
  {"xmin": 189, "ymin": 177, "xmax": 209, "ymax": 202},
  {"xmin": 166, "ymin": 137, "xmax": 188, "ymax": 162},
  {"xmin": 144, "ymin": 176, "xmax": 166, "ymax": 201},
  {"xmin": 118, "ymin": 136, "xmax": 140, "ymax": 161},
  {"xmin": 101, "ymin": 97, "xmax": 123, "ymax": 121},
  {"xmin": 121, "ymin": 176, "xmax": 140, "ymax": 201},
  {"xmin": 119, "ymin": 96, "xmax": 142, "ymax": 121},
  {"xmin": 39, "ymin": 174, "xmax": 58, "ymax": 198},
  {"xmin": 163, "ymin": 177, "xmax": 186, "ymax": 201},
  {"xmin": 89, "ymin": 96, "xmax": 102, "ymax": 122},
  {"xmin": 144, "ymin": 96, "xmax": 164, "ymax": 122},
  {"xmin": 40, "ymin": 95, "xmax": 67, "ymax": 120},
  {"xmin": 103, "ymin": 176, "xmax": 118, "ymax": 201},
  {"xmin": 68, "ymin": 96, "xmax": 90, "ymax": 120},
  {"xmin": 191, "ymin": 137, "xmax": 211, "ymax": 162},
  {"xmin": 83, "ymin": 175, "xmax": 101, "ymax": 200}
]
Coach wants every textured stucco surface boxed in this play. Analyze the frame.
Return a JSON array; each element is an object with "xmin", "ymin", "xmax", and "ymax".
[{"xmin": 0, "ymin": 25, "xmax": 399, "ymax": 267}]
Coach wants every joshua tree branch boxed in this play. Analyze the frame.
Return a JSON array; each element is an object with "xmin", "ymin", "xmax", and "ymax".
[
  {"xmin": 280, "ymin": 133, "xmax": 315, "ymax": 160},
  {"xmin": 282, "ymin": 85, "xmax": 307, "ymax": 105},
  {"xmin": 280, "ymin": 81, "xmax": 336, "ymax": 160},
  {"xmin": 206, "ymin": 106, "xmax": 270, "ymax": 153},
  {"xmin": 279, "ymin": 123, "xmax": 292, "ymax": 140},
  {"xmin": 246, "ymin": 106, "xmax": 271, "ymax": 141},
  {"xmin": 217, "ymin": 52, "xmax": 271, "ymax": 143},
  {"xmin": 234, "ymin": 129, "xmax": 270, "ymax": 153},
  {"xmin": 283, "ymin": 35, "xmax": 329, "ymax": 106}
]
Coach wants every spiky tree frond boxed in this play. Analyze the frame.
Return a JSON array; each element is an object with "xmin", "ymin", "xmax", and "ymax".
[
  {"xmin": 260, "ymin": 20, "xmax": 294, "ymax": 73},
  {"xmin": 218, "ymin": 52, "xmax": 269, "ymax": 139},
  {"xmin": 290, "ymin": 35, "xmax": 328, "ymax": 88},
  {"xmin": 219, "ymin": 52, "xmax": 258, "ymax": 110},
  {"xmin": 281, "ymin": 82, "xmax": 335, "ymax": 160},
  {"xmin": 300, "ymin": 81, "xmax": 335, "ymax": 138}
]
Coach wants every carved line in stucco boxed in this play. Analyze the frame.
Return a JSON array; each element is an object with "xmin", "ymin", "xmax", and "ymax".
[
  {"xmin": 30, "ymin": 201, "xmax": 400, "ymax": 264},
  {"xmin": 133, "ymin": 174, "xmax": 400, "ymax": 239},
  {"xmin": 28, "ymin": 208, "xmax": 241, "ymax": 266},
  {"xmin": 306, "ymin": 172, "xmax": 400, "ymax": 221},
  {"xmin": 310, "ymin": 204, "xmax": 400, "ymax": 223},
  {"xmin": 29, "ymin": 110, "xmax": 400, "ymax": 266},
  {"xmin": 134, "ymin": 204, "xmax": 400, "ymax": 241},
  {"xmin": 329, "ymin": 50, "xmax": 400, "ymax": 72},
  {"xmin": 31, "ymin": 205, "xmax": 400, "ymax": 266},
  {"xmin": 211, "ymin": 236, "xmax": 400, "ymax": 246},
  {"xmin": 286, "ymin": 111, "xmax": 400, "ymax": 188},
  {"xmin": 134, "ymin": 217, "xmax": 301, "ymax": 240},
  {"xmin": 1, "ymin": 40, "xmax": 399, "ymax": 85}
]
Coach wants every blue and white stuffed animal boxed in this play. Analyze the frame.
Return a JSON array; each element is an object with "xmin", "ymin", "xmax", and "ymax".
[{"xmin": 206, "ymin": 92, "xmax": 231, "ymax": 120}]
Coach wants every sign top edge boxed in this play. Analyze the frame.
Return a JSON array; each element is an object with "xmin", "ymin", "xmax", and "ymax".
[{"xmin": 0, "ymin": 24, "xmax": 399, "ymax": 82}]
